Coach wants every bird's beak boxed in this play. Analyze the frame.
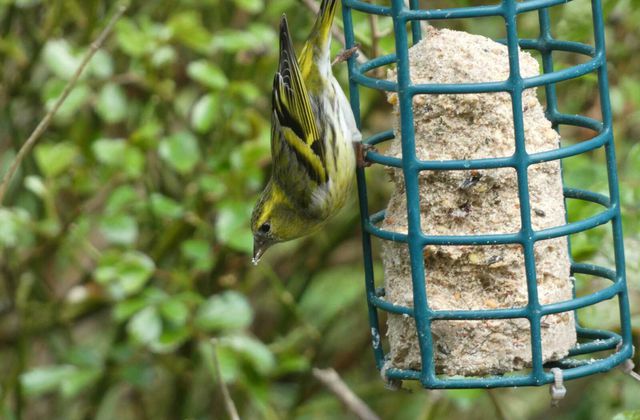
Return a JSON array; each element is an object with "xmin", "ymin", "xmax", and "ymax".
[{"xmin": 252, "ymin": 238, "xmax": 268, "ymax": 266}]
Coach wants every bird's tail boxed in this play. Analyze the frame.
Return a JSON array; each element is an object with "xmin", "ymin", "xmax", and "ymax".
[{"xmin": 309, "ymin": 0, "xmax": 338, "ymax": 54}]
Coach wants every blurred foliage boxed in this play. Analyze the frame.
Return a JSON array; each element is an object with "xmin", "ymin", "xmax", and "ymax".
[{"xmin": 0, "ymin": 0, "xmax": 639, "ymax": 419}]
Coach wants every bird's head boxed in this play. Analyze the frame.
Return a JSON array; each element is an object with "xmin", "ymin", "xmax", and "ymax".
[{"xmin": 250, "ymin": 183, "xmax": 308, "ymax": 265}]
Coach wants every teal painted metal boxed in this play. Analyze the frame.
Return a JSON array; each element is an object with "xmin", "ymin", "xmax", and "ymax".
[{"xmin": 342, "ymin": 0, "xmax": 634, "ymax": 388}]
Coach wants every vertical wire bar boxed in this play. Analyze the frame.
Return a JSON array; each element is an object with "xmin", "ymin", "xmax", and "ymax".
[
  {"xmin": 409, "ymin": 0, "xmax": 423, "ymax": 44},
  {"xmin": 342, "ymin": 2, "xmax": 386, "ymax": 369},
  {"xmin": 391, "ymin": 0, "xmax": 435, "ymax": 386},
  {"xmin": 504, "ymin": 0, "xmax": 544, "ymax": 383},
  {"xmin": 537, "ymin": 8, "xmax": 579, "ymax": 326},
  {"xmin": 590, "ymin": 0, "xmax": 633, "ymax": 354},
  {"xmin": 537, "ymin": 10, "xmax": 559, "ymax": 130}
]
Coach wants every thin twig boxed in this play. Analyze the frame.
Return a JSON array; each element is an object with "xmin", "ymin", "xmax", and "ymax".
[
  {"xmin": 299, "ymin": 0, "xmax": 368, "ymax": 64},
  {"xmin": 211, "ymin": 339, "xmax": 240, "ymax": 420},
  {"xmin": 0, "ymin": 3, "xmax": 128, "ymax": 205},
  {"xmin": 487, "ymin": 389, "xmax": 508, "ymax": 420},
  {"xmin": 332, "ymin": 44, "xmax": 361, "ymax": 66},
  {"xmin": 368, "ymin": 13, "xmax": 380, "ymax": 59},
  {"xmin": 312, "ymin": 367, "xmax": 380, "ymax": 420}
]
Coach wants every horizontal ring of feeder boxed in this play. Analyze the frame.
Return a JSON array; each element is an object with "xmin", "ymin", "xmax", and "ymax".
[
  {"xmin": 343, "ymin": 0, "xmax": 392, "ymax": 16},
  {"xmin": 344, "ymin": 0, "xmax": 578, "ymax": 20},
  {"xmin": 514, "ymin": 0, "xmax": 577, "ymax": 14},
  {"xmin": 368, "ymin": 265, "xmax": 621, "ymax": 320},
  {"xmin": 381, "ymin": 342, "xmax": 631, "ymax": 389},
  {"xmin": 365, "ymin": 187, "xmax": 614, "ymax": 246},
  {"xmin": 368, "ymin": 261, "xmax": 619, "ymax": 316},
  {"xmin": 398, "ymin": 0, "xmax": 579, "ymax": 21},
  {"xmin": 548, "ymin": 113, "xmax": 602, "ymax": 131},
  {"xmin": 517, "ymin": 38, "xmax": 595, "ymax": 56},
  {"xmin": 351, "ymin": 40, "xmax": 598, "ymax": 93},
  {"xmin": 398, "ymin": 5, "xmax": 503, "ymax": 21},
  {"xmin": 569, "ymin": 326, "xmax": 623, "ymax": 356},
  {"xmin": 523, "ymin": 53, "xmax": 603, "ymax": 89},
  {"xmin": 362, "ymin": 124, "xmax": 609, "ymax": 170}
]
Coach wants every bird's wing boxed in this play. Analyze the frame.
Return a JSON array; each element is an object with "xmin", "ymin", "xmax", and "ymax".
[{"xmin": 271, "ymin": 15, "xmax": 327, "ymax": 192}]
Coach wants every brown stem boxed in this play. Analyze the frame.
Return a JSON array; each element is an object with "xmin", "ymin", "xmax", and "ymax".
[
  {"xmin": 211, "ymin": 339, "xmax": 240, "ymax": 420},
  {"xmin": 312, "ymin": 368, "xmax": 380, "ymax": 420}
]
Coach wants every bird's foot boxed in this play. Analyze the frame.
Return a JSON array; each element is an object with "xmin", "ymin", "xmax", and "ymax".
[
  {"xmin": 332, "ymin": 43, "xmax": 361, "ymax": 66},
  {"xmin": 354, "ymin": 141, "xmax": 375, "ymax": 168}
]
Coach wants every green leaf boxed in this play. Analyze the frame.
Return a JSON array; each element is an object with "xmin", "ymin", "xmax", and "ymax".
[
  {"xmin": 198, "ymin": 339, "xmax": 240, "ymax": 383},
  {"xmin": 167, "ymin": 11, "xmax": 212, "ymax": 52},
  {"xmin": 219, "ymin": 335, "xmax": 275, "ymax": 375},
  {"xmin": 92, "ymin": 138, "xmax": 127, "ymax": 165},
  {"xmin": 181, "ymin": 239, "xmax": 214, "ymax": 271},
  {"xmin": 187, "ymin": 61, "xmax": 228, "ymax": 90},
  {"xmin": 92, "ymin": 138, "xmax": 144, "ymax": 178},
  {"xmin": 211, "ymin": 24, "xmax": 276, "ymax": 53},
  {"xmin": 99, "ymin": 214, "xmax": 138, "ymax": 245},
  {"xmin": 233, "ymin": 0, "xmax": 264, "ymax": 13},
  {"xmin": 195, "ymin": 291, "xmax": 253, "ymax": 332},
  {"xmin": 127, "ymin": 306, "xmax": 162, "ymax": 345},
  {"xmin": 60, "ymin": 368, "xmax": 102, "ymax": 398},
  {"xmin": 159, "ymin": 131, "xmax": 200, "ymax": 174},
  {"xmin": 299, "ymin": 266, "xmax": 363, "ymax": 329},
  {"xmin": 445, "ymin": 389, "xmax": 484, "ymax": 410},
  {"xmin": 115, "ymin": 19, "xmax": 150, "ymax": 57},
  {"xmin": 42, "ymin": 39, "xmax": 80, "ymax": 80},
  {"xmin": 94, "ymin": 250, "xmax": 155, "ymax": 300},
  {"xmin": 191, "ymin": 93, "xmax": 218, "ymax": 133},
  {"xmin": 0, "ymin": 208, "xmax": 32, "ymax": 248},
  {"xmin": 215, "ymin": 200, "xmax": 253, "ymax": 253},
  {"xmin": 159, "ymin": 298, "xmax": 189, "ymax": 327},
  {"xmin": 88, "ymin": 49, "xmax": 113, "ymax": 79},
  {"xmin": 21, "ymin": 365, "xmax": 75, "ymax": 397},
  {"xmin": 95, "ymin": 83, "xmax": 127, "ymax": 124},
  {"xmin": 613, "ymin": 411, "xmax": 640, "ymax": 420},
  {"xmin": 151, "ymin": 45, "xmax": 176, "ymax": 68},
  {"xmin": 230, "ymin": 81, "xmax": 261, "ymax": 104},
  {"xmin": 113, "ymin": 288, "xmax": 167, "ymax": 322},
  {"xmin": 121, "ymin": 146, "xmax": 145, "ymax": 178},
  {"xmin": 114, "ymin": 297, "xmax": 148, "ymax": 322},
  {"xmin": 24, "ymin": 175, "xmax": 47, "ymax": 197},
  {"xmin": 104, "ymin": 185, "xmax": 139, "ymax": 215},
  {"xmin": 199, "ymin": 174, "xmax": 227, "ymax": 200},
  {"xmin": 149, "ymin": 327, "xmax": 190, "ymax": 353},
  {"xmin": 150, "ymin": 193, "xmax": 184, "ymax": 219},
  {"xmin": 34, "ymin": 141, "xmax": 78, "ymax": 178},
  {"xmin": 45, "ymin": 83, "xmax": 91, "ymax": 123}
]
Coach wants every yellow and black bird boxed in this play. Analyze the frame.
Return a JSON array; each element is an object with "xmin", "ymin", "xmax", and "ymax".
[{"xmin": 251, "ymin": 0, "xmax": 361, "ymax": 264}]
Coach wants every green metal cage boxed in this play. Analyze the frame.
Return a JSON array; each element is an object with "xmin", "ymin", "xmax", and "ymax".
[{"xmin": 341, "ymin": 0, "xmax": 635, "ymax": 388}]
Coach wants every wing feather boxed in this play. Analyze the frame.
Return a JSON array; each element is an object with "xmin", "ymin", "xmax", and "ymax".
[{"xmin": 271, "ymin": 15, "xmax": 327, "ymax": 188}]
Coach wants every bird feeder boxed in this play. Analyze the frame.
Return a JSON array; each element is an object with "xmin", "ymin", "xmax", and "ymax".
[{"xmin": 342, "ymin": 0, "xmax": 635, "ymax": 390}]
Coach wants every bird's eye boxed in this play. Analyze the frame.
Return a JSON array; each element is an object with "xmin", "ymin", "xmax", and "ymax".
[{"xmin": 259, "ymin": 222, "xmax": 271, "ymax": 233}]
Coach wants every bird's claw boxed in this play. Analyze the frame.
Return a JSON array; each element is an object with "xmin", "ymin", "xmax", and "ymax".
[
  {"xmin": 332, "ymin": 43, "xmax": 361, "ymax": 66},
  {"xmin": 354, "ymin": 141, "xmax": 375, "ymax": 168}
]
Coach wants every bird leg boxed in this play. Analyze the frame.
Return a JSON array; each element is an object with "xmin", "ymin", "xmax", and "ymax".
[
  {"xmin": 332, "ymin": 43, "xmax": 361, "ymax": 66},
  {"xmin": 353, "ymin": 141, "xmax": 375, "ymax": 168}
]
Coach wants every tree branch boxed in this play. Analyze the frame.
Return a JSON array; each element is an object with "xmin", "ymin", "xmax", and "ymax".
[
  {"xmin": 211, "ymin": 339, "xmax": 240, "ymax": 420},
  {"xmin": 312, "ymin": 367, "xmax": 380, "ymax": 420},
  {"xmin": 0, "ymin": 3, "xmax": 128, "ymax": 205}
]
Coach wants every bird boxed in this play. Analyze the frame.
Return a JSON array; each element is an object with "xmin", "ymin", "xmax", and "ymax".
[{"xmin": 250, "ymin": 0, "xmax": 361, "ymax": 265}]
